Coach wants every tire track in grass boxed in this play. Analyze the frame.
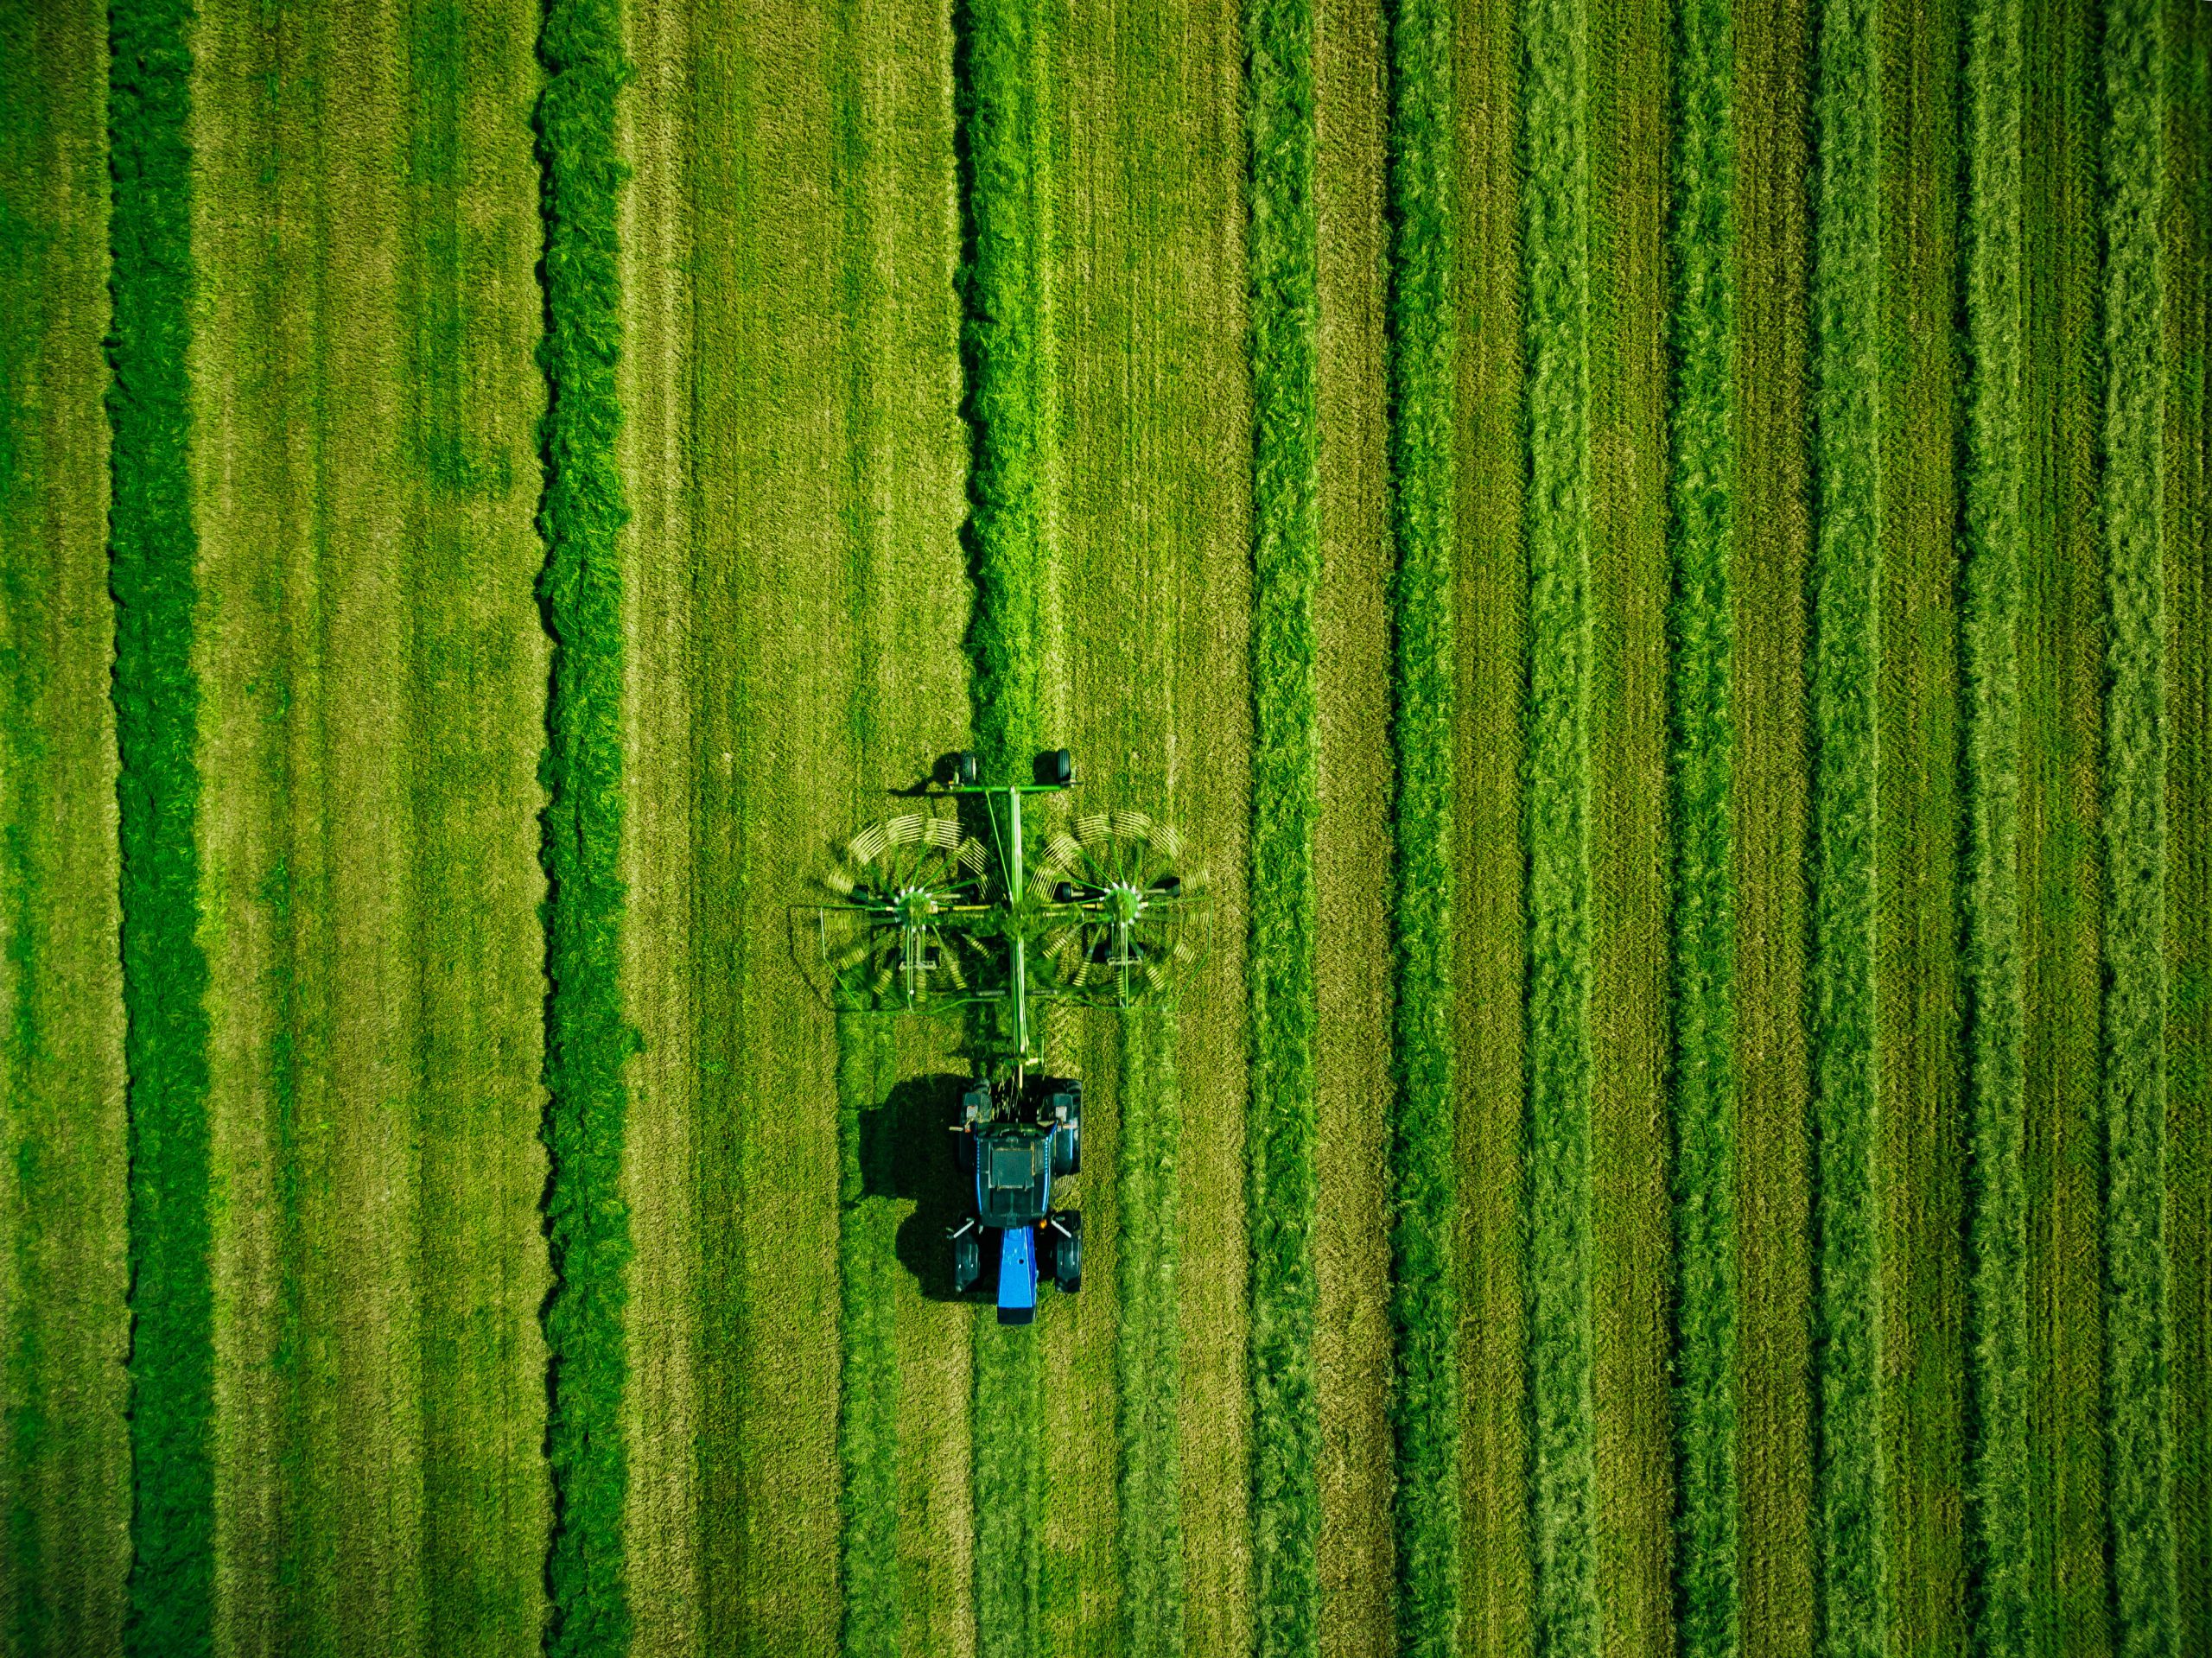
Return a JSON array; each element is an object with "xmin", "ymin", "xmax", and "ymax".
[
  {"xmin": 2019, "ymin": 0, "xmax": 2110, "ymax": 1637},
  {"xmin": 1247, "ymin": 0, "xmax": 1322, "ymax": 1650},
  {"xmin": 1312, "ymin": 0, "xmax": 1392, "ymax": 1645},
  {"xmin": 2099, "ymin": 0, "xmax": 2177, "ymax": 1648},
  {"xmin": 1807, "ymin": 0, "xmax": 1884, "ymax": 1641},
  {"xmin": 1585, "ymin": 0, "xmax": 1675, "ymax": 1643},
  {"xmin": 2162, "ymin": 5, "xmax": 2210, "ymax": 1643},
  {"xmin": 536, "ymin": 0, "xmax": 637, "ymax": 1648},
  {"xmin": 1664, "ymin": 0, "xmax": 1738, "ymax": 1642},
  {"xmin": 106, "ymin": 0, "xmax": 216, "ymax": 1646},
  {"xmin": 1961, "ymin": 0, "xmax": 2031, "ymax": 1641},
  {"xmin": 0, "ymin": 10, "xmax": 129, "ymax": 1651},
  {"xmin": 1451, "ymin": 0, "xmax": 1531, "ymax": 1646},
  {"xmin": 1521, "ymin": 0, "xmax": 1599, "ymax": 1644},
  {"xmin": 1732, "ymin": 2, "xmax": 1817, "ymax": 1646},
  {"xmin": 955, "ymin": 0, "xmax": 1055, "ymax": 1648},
  {"xmin": 1381, "ymin": 0, "xmax": 1459, "ymax": 1648}
]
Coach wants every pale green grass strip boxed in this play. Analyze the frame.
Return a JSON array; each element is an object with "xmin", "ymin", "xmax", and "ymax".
[
  {"xmin": 1662, "ymin": 0, "xmax": 1738, "ymax": 1647},
  {"xmin": 1382, "ymin": 1, "xmax": 1459, "ymax": 1654},
  {"xmin": 535, "ymin": 0, "xmax": 636, "ymax": 1651},
  {"xmin": 2099, "ymin": 2, "xmax": 2177, "ymax": 1652},
  {"xmin": 1521, "ymin": 0, "xmax": 1598, "ymax": 1647},
  {"xmin": 105, "ymin": 1, "xmax": 215, "ymax": 1650},
  {"xmin": 1961, "ymin": 0, "xmax": 2030, "ymax": 1646},
  {"xmin": 1116, "ymin": 1007, "xmax": 1184, "ymax": 1657},
  {"xmin": 837, "ymin": 1013, "xmax": 900, "ymax": 1658},
  {"xmin": 1807, "ymin": 0, "xmax": 1884, "ymax": 1648},
  {"xmin": 1246, "ymin": 0, "xmax": 1321, "ymax": 1649}
]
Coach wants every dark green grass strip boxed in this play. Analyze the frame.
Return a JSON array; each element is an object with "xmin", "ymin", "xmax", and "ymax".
[
  {"xmin": 1521, "ymin": 0, "xmax": 1598, "ymax": 1648},
  {"xmin": 1807, "ymin": 0, "xmax": 1884, "ymax": 1648},
  {"xmin": 953, "ymin": 2, "xmax": 1050, "ymax": 1650},
  {"xmin": 1381, "ymin": 1, "xmax": 1459, "ymax": 1653},
  {"xmin": 535, "ymin": 3, "xmax": 635, "ymax": 1654},
  {"xmin": 1246, "ymin": 0, "xmax": 1321, "ymax": 1650},
  {"xmin": 1662, "ymin": 0, "xmax": 1738, "ymax": 1646},
  {"xmin": 956, "ymin": 0, "xmax": 1051, "ymax": 785},
  {"xmin": 1116, "ymin": 1007, "xmax": 1183, "ymax": 1657},
  {"xmin": 2099, "ymin": 2, "xmax": 2178, "ymax": 1651},
  {"xmin": 1961, "ymin": 0, "xmax": 2031, "ymax": 1644},
  {"xmin": 106, "ymin": 1, "xmax": 214, "ymax": 1650},
  {"xmin": 2164, "ymin": 6, "xmax": 2211, "ymax": 1644},
  {"xmin": 838, "ymin": 1013, "xmax": 901, "ymax": 1658}
]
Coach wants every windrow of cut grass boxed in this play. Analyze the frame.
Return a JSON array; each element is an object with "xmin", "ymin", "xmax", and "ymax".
[
  {"xmin": 1116, "ymin": 1008, "xmax": 1183, "ymax": 1656},
  {"xmin": 956, "ymin": 0, "xmax": 1053, "ymax": 785},
  {"xmin": 105, "ymin": 0, "xmax": 216, "ymax": 1650},
  {"xmin": 1381, "ymin": 0, "xmax": 1459, "ymax": 1651},
  {"xmin": 954, "ymin": 1, "xmax": 1052, "ymax": 1649},
  {"xmin": 2098, "ymin": 1, "xmax": 2179, "ymax": 1649},
  {"xmin": 1960, "ymin": 0, "xmax": 2030, "ymax": 1644},
  {"xmin": 535, "ymin": 0, "xmax": 637, "ymax": 1652},
  {"xmin": 1520, "ymin": 0, "xmax": 1599, "ymax": 1647},
  {"xmin": 1663, "ymin": 0, "xmax": 1738, "ymax": 1645},
  {"xmin": 1807, "ymin": 0, "xmax": 1884, "ymax": 1645},
  {"xmin": 1245, "ymin": 0, "xmax": 1321, "ymax": 1649}
]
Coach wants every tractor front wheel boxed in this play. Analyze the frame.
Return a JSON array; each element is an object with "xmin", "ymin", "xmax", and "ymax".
[{"xmin": 953, "ymin": 1229, "xmax": 982, "ymax": 1294}]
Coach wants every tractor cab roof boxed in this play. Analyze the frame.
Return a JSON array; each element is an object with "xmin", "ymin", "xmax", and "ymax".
[{"xmin": 978, "ymin": 1123, "xmax": 1052, "ymax": 1224}]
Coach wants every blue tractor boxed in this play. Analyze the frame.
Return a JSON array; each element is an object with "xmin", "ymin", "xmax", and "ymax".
[
  {"xmin": 800, "ymin": 746, "xmax": 1197, "ymax": 1325},
  {"xmin": 950, "ymin": 1075, "xmax": 1083, "ymax": 1323}
]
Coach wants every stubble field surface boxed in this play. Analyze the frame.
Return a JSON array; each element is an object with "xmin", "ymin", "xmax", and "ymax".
[{"xmin": 0, "ymin": 1, "xmax": 2207, "ymax": 1655}]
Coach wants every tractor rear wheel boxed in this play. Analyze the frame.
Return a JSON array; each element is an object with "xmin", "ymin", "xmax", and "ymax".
[
  {"xmin": 953, "ymin": 1229, "xmax": 981, "ymax": 1294},
  {"xmin": 1052, "ymin": 1214, "xmax": 1083, "ymax": 1293}
]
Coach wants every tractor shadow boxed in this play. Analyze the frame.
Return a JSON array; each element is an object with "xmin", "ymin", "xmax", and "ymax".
[{"xmin": 860, "ymin": 1071, "xmax": 978, "ymax": 1303}]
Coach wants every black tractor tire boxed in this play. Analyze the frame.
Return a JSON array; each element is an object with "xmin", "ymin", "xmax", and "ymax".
[
  {"xmin": 953, "ymin": 750, "xmax": 980, "ymax": 786},
  {"xmin": 953, "ymin": 1229, "xmax": 982, "ymax": 1294},
  {"xmin": 1034, "ymin": 747, "xmax": 1073, "ymax": 786},
  {"xmin": 956, "ymin": 1130, "xmax": 976, "ymax": 1174},
  {"xmin": 1046, "ymin": 1081, "xmax": 1083, "ymax": 1177},
  {"xmin": 1052, "ymin": 1214, "xmax": 1083, "ymax": 1293}
]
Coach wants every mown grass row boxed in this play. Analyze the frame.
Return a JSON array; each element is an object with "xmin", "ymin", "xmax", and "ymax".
[
  {"xmin": 1960, "ymin": 0, "xmax": 2030, "ymax": 1645},
  {"xmin": 953, "ymin": 2, "xmax": 1050, "ymax": 1649},
  {"xmin": 106, "ymin": 1, "xmax": 215, "ymax": 1650},
  {"xmin": 1520, "ymin": 0, "xmax": 1599, "ymax": 1647},
  {"xmin": 837, "ymin": 1014, "xmax": 901, "ymax": 1658},
  {"xmin": 956, "ymin": 0, "xmax": 1052, "ymax": 784},
  {"xmin": 1246, "ymin": 0, "xmax": 1321, "ymax": 1648},
  {"xmin": 534, "ymin": 2, "xmax": 636, "ymax": 1652},
  {"xmin": 1380, "ymin": 1, "xmax": 1458, "ymax": 1651},
  {"xmin": 1116, "ymin": 1008, "xmax": 1183, "ymax": 1656},
  {"xmin": 1806, "ymin": 0, "xmax": 1884, "ymax": 1646},
  {"xmin": 2097, "ymin": 3, "xmax": 2178, "ymax": 1649},
  {"xmin": 1662, "ymin": 0, "xmax": 1738, "ymax": 1646}
]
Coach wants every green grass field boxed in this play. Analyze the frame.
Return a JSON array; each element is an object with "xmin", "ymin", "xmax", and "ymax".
[{"xmin": 0, "ymin": 1, "xmax": 2206, "ymax": 1654}]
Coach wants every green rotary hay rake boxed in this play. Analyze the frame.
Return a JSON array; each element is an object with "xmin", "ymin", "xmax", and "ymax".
[{"xmin": 798, "ymin": 747, "xmax": 1202, "ymax": 1324}]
